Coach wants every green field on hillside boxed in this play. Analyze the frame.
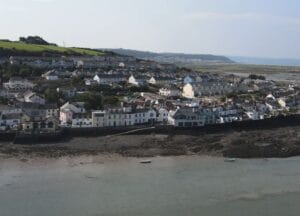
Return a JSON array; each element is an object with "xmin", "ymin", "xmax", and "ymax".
[{"xmin": 0, "ymin": 41, "xmax": 104, "ymax": 56}]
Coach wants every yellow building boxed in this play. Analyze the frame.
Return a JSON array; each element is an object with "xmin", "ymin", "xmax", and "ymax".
[{"xmin": 182, "ymin": 83, "xmax": 195, "ymax": 99}]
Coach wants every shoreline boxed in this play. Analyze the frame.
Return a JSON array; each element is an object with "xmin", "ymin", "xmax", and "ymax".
[{"xmin": 0, "ymin": 125, "xmax": 299, "ymax": 160}]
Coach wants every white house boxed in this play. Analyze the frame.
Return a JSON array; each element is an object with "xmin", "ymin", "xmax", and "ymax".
[
  {"xmin": 119, "ymin": 62, "xmax": 125, "ymax": 68},
  {"xmin": 92, "ymin": 107, "xmax": 157, "ymax": 128},
  {"xmin": 168, "ymin": 108, "xmax": 206, "ymax": 127},
  {"xmin": 24, "ymin": 92, "xmax": 45, "ymax": 105},
  {"xmin": 71, "ymin": 113, "xmax": 93, "ymax": 128},
  {"xmin": 159, "ymin": 87, "xmax": 181, "ymax": 97},
  {"xmin": 85, "ymin": 78, "xmax": 98, "ymax": 86},
  {"xmin": 156, "ymin": 108, "xmax": 169, "ymax": 124},
  {"xmin": 44, "ymin": 104, "xmax": 59, "ymax": 118},
  {"xmin": 182, "ymin": 81, "xmax": 234, "ymax": 98},
  {"xmin": 214, "ymin": 106, "xmax": 241, "ymax": 123},
  {"xmin": 4, "ymin": 77, "xmax": 35, "ymax": 91},
  {"xmin": 148, "ymin": 76, "xmax": 176, "ymax": 86},
  {"xmin": 42, "ymin": 70, "xmax": 59, "ymax": 81},
  {"xmin": 93, "ymin": 74, "xmax": 127, "ymax": 85},
  {"xmin": 128, "ymin": 75, "xmax": 148, "ymax": 86},
  {"xmin": 246, "ymin": 111, "xmax": 264, "ymax": 120}
]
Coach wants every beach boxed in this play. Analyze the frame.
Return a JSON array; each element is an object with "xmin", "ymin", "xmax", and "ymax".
[
  {"xmin": 1, "ymin": 155, "xmax": 300, "ymax": 216},
  {"xmin": 1, "ymin": 125, "xmax": 299, "ymax": 159}
]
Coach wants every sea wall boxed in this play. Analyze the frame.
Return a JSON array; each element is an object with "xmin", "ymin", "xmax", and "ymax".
[
  {"xmin": 4, "ymin": 114, "xmax": 300, "ymax": 144},
  {"xmin": 64, "ymin": 114, "xmax": 300, "ymax": 137}
]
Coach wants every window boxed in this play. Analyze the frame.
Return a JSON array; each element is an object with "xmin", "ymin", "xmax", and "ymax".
[
  {"xmin": 41, "ymin": 122, "xmax": 46, "ymax": 128},
  {"xmin": 185, "ymin": 122, "xmax": 192, "ymax": 127},
  {"xmin": 47, "ymin": 122, "xmax": 54, "ymax": 128}
]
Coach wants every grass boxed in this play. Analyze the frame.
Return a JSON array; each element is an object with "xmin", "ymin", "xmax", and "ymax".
[
  {"xmin": 0, "ymin": 41, "xmax": 104, "ymax": 56},
  {"xmin": 179, "ymin": 63, "xmax": 300, "ymax": 74}
]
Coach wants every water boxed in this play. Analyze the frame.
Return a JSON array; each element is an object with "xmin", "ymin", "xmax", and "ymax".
[
  {"xmin": 1, "ymin": 156, "xmax": 300, "ymax": 216},
  {"xmin": 227, "ymin": 72, "xmax": 300, "ymax": 83}
]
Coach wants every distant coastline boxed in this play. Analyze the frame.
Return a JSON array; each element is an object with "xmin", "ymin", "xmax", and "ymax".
[{"xmin": 229, "ymin": 56, "xmax": 300, "ymax": 67}]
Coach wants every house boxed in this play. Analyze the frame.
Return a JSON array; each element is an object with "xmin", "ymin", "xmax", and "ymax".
[
  {"xmin": 0, "ymin": 88, "xmax": 14, "ymax": 99},
  {"xmin": 128, "ymin": 75, "xmax": 149, "ymax": 86},
  {"xmin": 42, "ymin": 70, "xmax": 59, "ymax": 81},
  {"xmin": 21, "ymin": 110, "xmax": 58, "ymax": 133},
  {"xmin": 214, "ymin": 106, "xmax": 241, "ymax": 123},
  {"xmin": 156, "ymin": 108, "xmax": 169, "ymax": 124},
  {"xmin": 24, "ymin": 91, "xmax": 45, "ymax": 105},
  {"xmin": 59, "ymin": 88, "xmax": 77, "ymax": 99},
  {"xmin": 0, "ymin": 105, "xmax": 22, "ymax": 115},
  {"xmin": 119, "ymin": 62, "xmax": 125, "ymax": 68},
  {"xmin": 60, "ymin": 102, "xmax": 86, "ymax": 125},
  {"xmin": 92, "ymin": 107, "xmax": 157, "ymax": 128},
  {"xmin": 93, "ymin": 74, "xmax": 127, "ymax": 85},
  {"xmin": 245, "ymin": 111, "xmax": 264, "ymax": 120},
  {"xmin": 168, "ymin": 108, "xmax": 206, "ymax": 127},
  {"xmin": 278, "ymin": 98, "xmax": 287, "ymax": 108},
  {"xmin": 201, "ymin": 108, "xmax": 217, "ymax": 125},
  {"xmin": 159, "ymin": 87, "xmax": 181, "ymax": 97},
  {"xmin": 85, "ymin": 78, "xmax": 98, "ymax": 86},
  {"xmin": 148, "ymin": 76, "xmax": 176, "ymax": 86},
  {"xmin": 71, "ymin": 113, "xmax": 93, "ymax": 128},
  {"xmin": 183, "ymin": 76, "xmax": 195, "ymax": 84},
  {"xmin": 182, "ymin": 81, "xmax": 234, "ymax": 98},
  {"xmin": 14, "ymin": 102, "xmax": 58, "ymax": 118},
  {"xmin": 0, "ymin": 113, "xmax": 21, "ymax": 130},
  {"xmin": 182, "ymin": 83, "xmax": 195, "ymax": 98},
  {"xmin": 44, "ymin": 104, "xmax": 59, "ymax": 118},
  {"xmin": 183, "ymin": 75, "xmax": 202, "ymax": 84},
  {"xmin": 4, "ymin": 77, "xmax": 35, "ymax": 91}
]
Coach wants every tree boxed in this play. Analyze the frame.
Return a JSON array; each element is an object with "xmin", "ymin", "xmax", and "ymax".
[
  {"xmin": 71, "ymin": 76, "xmax": 84, "ymax": 87},
  {"xmin": 249, "ymin": 74, "xmax": 266, "ymax": 80},
  {"xmin": 19, "ymin": 36, "xmax": 57, "ymax": 46},
  {"xmin": 44, "ymin": 88, "xmax": 58, "ymax": 103},
  {"xmin": 77, "ymin": 93, "xmax": 103, "ymax": 110},
  {"xmin": 103, "ymin": 96, "xmax": 120, "ymax": 106}
]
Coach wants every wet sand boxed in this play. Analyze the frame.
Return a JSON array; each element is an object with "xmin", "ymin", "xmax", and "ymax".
[{"xmin": 1, "ymin": 155, "xmax": 300, "ymax": 216}]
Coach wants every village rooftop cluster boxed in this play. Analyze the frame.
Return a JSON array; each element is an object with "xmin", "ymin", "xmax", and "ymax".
[{"xmin": 0, "ymin": 54, "xmax": 299, "ymax": 134}]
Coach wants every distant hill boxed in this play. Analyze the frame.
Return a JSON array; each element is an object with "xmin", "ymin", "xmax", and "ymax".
[
  {"xmin": 0, "ymin": 40, "xmax": 105, "ymax": 57},
  {"xmin": 230, "ymin": 56, "xmax": 300, "ymax": 67},
  {"xmin": 103, "ymin": 48, "xmax": 234, "ymax": 64}
]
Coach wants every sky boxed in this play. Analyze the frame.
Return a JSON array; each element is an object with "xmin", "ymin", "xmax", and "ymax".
[{"xmin": 1, "ymin": 0, "xmax": 300, "ymax": 59}]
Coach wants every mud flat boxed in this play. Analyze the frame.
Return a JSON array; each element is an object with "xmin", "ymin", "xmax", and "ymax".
[{"xmin": 0, "ymin": 126, "xmax": 299, "ymax": 159}]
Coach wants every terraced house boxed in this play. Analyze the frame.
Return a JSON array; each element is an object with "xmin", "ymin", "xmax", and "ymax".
[
  {"xmin": 92, "ymin": 107, "xmax": 157, "ymax": 128},
  {"xmin": 93, "ymin": 74, "xmax": 127, "ymax": 85},
  {"xmin": 4, "ymin": 77, "xmax": 35, "ymax": 91}
]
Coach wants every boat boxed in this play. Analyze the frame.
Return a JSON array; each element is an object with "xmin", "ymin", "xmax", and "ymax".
[
  {"xmin": 140, "ymin": 160, "xmax": 152, "ymax": 164},
  {"xmin": 224, "ymin": 158, "xmax": 236, "ymax": 162}
]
